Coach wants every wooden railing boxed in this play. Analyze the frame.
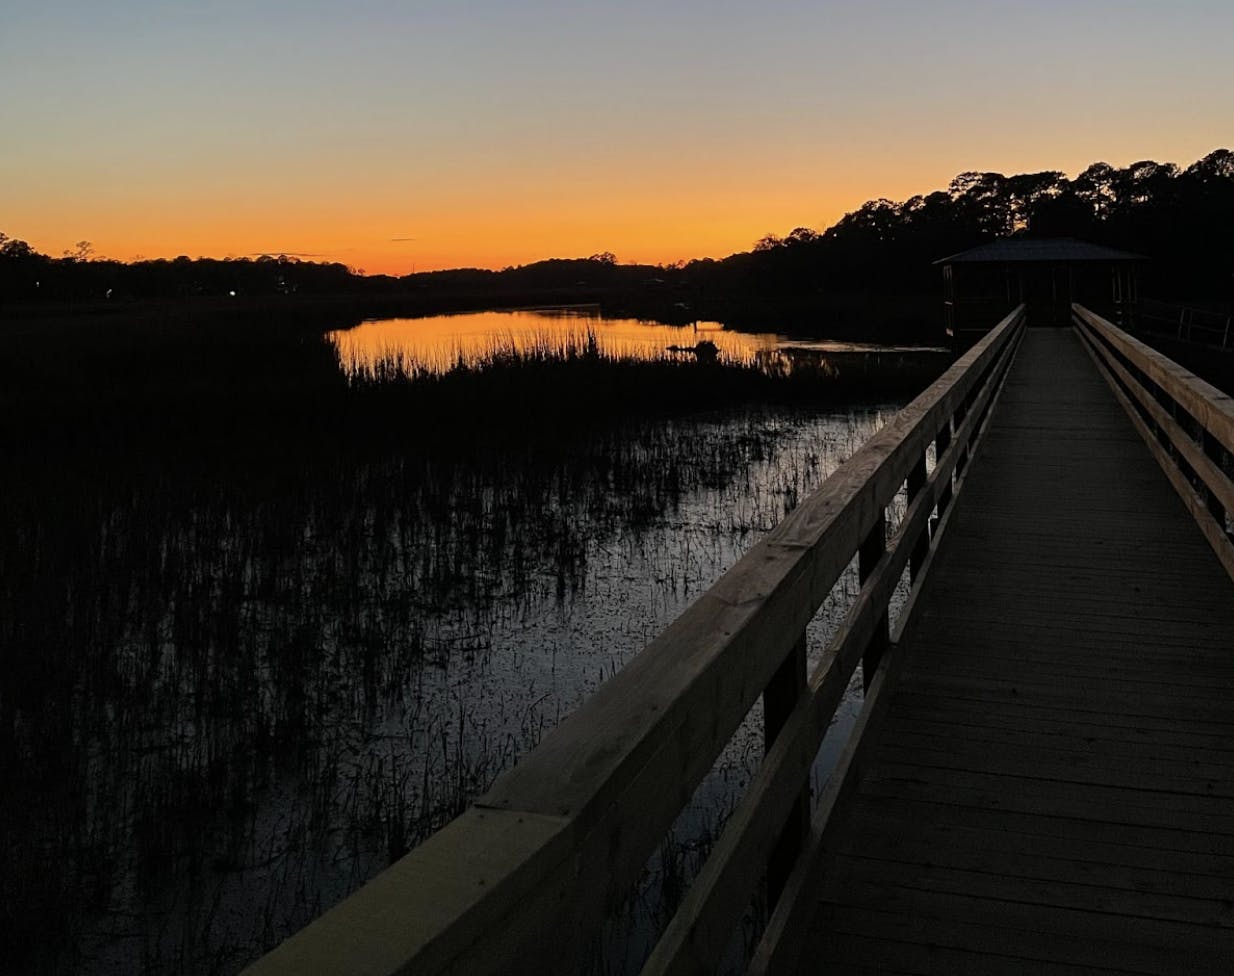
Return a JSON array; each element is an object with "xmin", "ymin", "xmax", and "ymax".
[
  {"xmin": 244, "ymin": 306, "xmax": 1027, "ymax": 976},
  {"xmin": 1075, "ymin": 304, "xmax": 1234, "ymax": 582}
]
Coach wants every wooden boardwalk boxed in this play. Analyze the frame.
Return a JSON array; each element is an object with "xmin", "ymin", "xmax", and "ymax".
[
  {"xmin": 793, "ymin": 328, "xmax": 1234, "ymax": 974},
  {"xmin": 248, "ymin": 311, "xmax": 1234, "ymax": 976}
]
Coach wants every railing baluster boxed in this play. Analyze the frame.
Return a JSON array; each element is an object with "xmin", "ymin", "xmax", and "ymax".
[
  {"xmin": 859, "ymin": 513, "xmax": 889, "ymax": 692},
  {"xmin": 1203, "ymin": 428, "xmax": 1228, "ymax": 529},
  {"xmin": 1166, "ymin": 393, "xmax": 1180, "ymax": 461},
  {"xmin": 954, "ymin": 395, "xmax": 971, "ymax": 474},
  {"xmin": 935, "ymin": 422, "xmax": 954, "ymax": 527},
  {"xmin": 763, "ymin": 633, "xmax": 807, "ymax": 905},
  {"xmin": 907, "ymin": 454, "xmax": 929, "ymax": 582}
]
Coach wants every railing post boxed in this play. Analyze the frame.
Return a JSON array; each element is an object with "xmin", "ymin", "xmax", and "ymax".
[
  {"xmin": 1162, "ymin": 396, "xmax": 1175, "ymax": 455},
  {"xmin": 1203, "ymin": 429, "xmax": 1228, "ymax": 530},
  {"xmin": 1223, "ymin": 316, "xmax": 1231, "ymax": 351},
  {"xmin": 907, "ymin": 453, "xmax": 929, "ymax": 582},
  {"xmin": 956, "ymin": 393, "xmax": 973, "ymax": 474},
  {"xmin": 763, "ymin": 633, "xmax": 807, "ymax": 905},
  {"xmin": 934, "ymin": 421, "xmax": 954, "ymax": 529},
  {"xmin": 859, "ymin": 513, "xmax": 889, "ymax": 692}
]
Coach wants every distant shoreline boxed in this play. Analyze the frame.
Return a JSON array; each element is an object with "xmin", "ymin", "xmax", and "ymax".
[{"xmin": 0, "ymin": 286, "xmax": 944, "ymax": 344}]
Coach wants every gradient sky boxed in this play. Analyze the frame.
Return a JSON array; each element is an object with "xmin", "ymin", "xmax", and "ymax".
[{"xmin": 3, "ymin": 1, "xmax": 1231, "ymax": 275}]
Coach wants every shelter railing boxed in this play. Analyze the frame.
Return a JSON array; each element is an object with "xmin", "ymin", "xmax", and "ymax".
[
  {"xmin": 1074, "ymin": 303, "xmax": 1234, "ymax": 581},
  {"xmin": 1131, "ymin": 297, "xmax": 1233, "ymax": 351},
  {"xmin": 245, "ymin": 305, "xmax": 1027, "ymax": 976}
]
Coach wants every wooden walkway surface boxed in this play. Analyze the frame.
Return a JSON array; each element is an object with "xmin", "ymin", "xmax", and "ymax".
[{"xmin": 794, "ymin": 328, "xmax": 1234, "ymax": 974}]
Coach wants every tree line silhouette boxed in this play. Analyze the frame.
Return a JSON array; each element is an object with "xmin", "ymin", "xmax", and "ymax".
[
  {"xmin": 704, "ymin": 148, "xmax": 1234, "ymax": 299},
  {"xmin": 2, "ymin": 149, "xmax": 1231, "ymax": 312},
  {"xmin": 0, "ymin": 243, "xmax": 358, "ymax": 302}
]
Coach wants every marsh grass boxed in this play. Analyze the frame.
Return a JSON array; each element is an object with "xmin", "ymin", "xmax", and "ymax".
[
  {"xmin": 0, "ymin": 312, "xmax": 926, "ymax": 975},
  {"xmin": 0, "ymin": 315, "xmax": 943, "ymax": 465}
]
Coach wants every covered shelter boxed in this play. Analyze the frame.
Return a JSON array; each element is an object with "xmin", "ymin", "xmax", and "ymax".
[{"xmin": 936, "ymin": 237, "xmax": 1144, "ymax": 348}]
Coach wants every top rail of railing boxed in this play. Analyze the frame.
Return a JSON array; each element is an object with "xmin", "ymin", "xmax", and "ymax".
[{"xmin": 245, "ymin": 305, "xmax": 1027, "ymax": 976}]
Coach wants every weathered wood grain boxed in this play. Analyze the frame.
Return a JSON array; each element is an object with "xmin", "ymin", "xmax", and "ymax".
[{"xmin": 245, "ymin": 807, "xmax": 573, "ymax": 976}]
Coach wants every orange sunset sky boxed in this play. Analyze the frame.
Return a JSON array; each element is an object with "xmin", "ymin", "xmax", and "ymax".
[{"xmin": 3, "ymin": 1, "xmax": 1232, "ymax": 276}]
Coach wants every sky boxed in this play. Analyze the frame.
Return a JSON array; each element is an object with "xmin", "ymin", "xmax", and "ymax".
[{"xmin": 2, "ymin": 0, "xmax": 1232, "ymax": 275}]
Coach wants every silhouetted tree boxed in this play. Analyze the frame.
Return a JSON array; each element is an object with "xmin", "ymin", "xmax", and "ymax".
[
  {"xmin": 1004, "ymin": 171, "xmax": 1067, "ymax": 231},
  {"xmin": 1073, "ymin": 162, "xmax": 1117, "ymax": 219},
  {"xmin": 1027, "ymin": 190, "xmax": 1098, "ymax": 238}
]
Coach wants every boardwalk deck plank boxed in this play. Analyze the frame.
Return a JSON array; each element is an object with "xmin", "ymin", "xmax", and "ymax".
[
  {"xmin": 884, "ymin": 716, "xmax": 1234, "ymax": 760},
  {"xmin": 878, "ymin": 725, "xmax": 1234, "ymax": 777},
  {"xmin": 838, "ymin": 808, "xmax": 1234, "ymax": 883},
  {"xmin": 828, "ymin": 854, "xmax": 1234, "ymax": 931},
  {"xmin": 829, "ymin": 796, "xmax": 1234, "ymax": 858},
  {"xmin": 792, "ymin": 328, "xmax": 1234, "ymax": 973},
  {"xmin": 871, "ymin": 742, "xmax": 1234, "ymax": 795},
  {"xmin": 894, "ymin": 652, "xmax": 1234, "ymax": 681},
  {"xmin": 810, "ymin": 904, "xmax": 1229, "ymax": 975},
  {"xmin": 888, "ymin": 692, "xmax": 1234, "ymax": 735},
  {"xmin": 898, "ymin": 666, "xmax": 1234, "ymax": 703},
  {"xmin": 836, "ymin": 840, "xmax": 1234, "ymax": 904},
  {"xmin": 811, "ymin": 878, "xmax": 1234, "ymax": 971}
]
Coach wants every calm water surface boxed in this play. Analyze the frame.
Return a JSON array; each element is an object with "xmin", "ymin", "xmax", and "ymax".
[{"xmin": 5, "ymin": 402, "xmax": 912, "ymax": 975}]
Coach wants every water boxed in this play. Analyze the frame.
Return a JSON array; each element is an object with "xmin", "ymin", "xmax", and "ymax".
[
  {"xmin": 2, "ymin": 403, "xmax": 902, "ymax": 975},
  {"xmin": 328, "ymin": 307, "xmax": 945, "ymax": 375}
]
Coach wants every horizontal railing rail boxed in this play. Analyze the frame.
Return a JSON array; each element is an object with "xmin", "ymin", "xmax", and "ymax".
[
  {"xmin": 1074, "ymin": 303, "xmax": 1234, "ymax": 581},
  {"xmin": 245, "ymin": 306, "xmax": 1027, "ymax": 976},
  {"xmin": 745, "ymin": 307, "xmax": 1022, "ymax": 976}
]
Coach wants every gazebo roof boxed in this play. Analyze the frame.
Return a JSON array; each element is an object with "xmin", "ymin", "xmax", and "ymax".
[{"xmin": 934, "ymin": 237, "xmax": 1145, "ymax": 266}]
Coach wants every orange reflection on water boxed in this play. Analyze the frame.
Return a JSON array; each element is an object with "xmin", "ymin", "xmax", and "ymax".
[{"xmin": 329, "ymin": 307, "xmax": 785, "ymax": 375}]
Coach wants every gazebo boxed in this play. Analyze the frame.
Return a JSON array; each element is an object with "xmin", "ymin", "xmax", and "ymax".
[{"xmin": 935, "ymin": 238, "xmax": 1144, "ymax": 348}]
